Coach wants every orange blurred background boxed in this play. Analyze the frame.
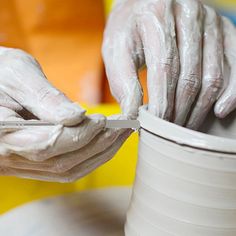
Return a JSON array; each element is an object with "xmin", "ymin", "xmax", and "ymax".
[
  {"xmin": 0, "ymin": 0, "xmax": 147, "ymax": 107},
  {"xmin": 0, "ymin": 0, "xmax": 107, "ymax": 104},
  {"xmin": 0, "ymin": 0, "xmax": 235, "ymax": 109}
]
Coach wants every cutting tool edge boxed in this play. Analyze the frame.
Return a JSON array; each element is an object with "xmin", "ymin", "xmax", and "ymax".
[
  {"xmin": 0, "ymin": 120, "xmax": 141, "ymax": 130},
  {"xmin": 105, "ymin": 120, "xmax": 140, "ymax": 129}
]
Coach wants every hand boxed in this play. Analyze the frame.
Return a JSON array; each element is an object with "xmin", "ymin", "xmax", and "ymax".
[
  {"xmin": 0, "ymin": 47, "xmax": 130, "ymax": 182},
  {"xmin": 103, "ymin": 0, "xmax": 236, "ymax": 129}
]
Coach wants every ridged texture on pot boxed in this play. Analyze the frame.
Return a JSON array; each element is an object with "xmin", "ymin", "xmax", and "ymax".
[{"xmin": 125, "ymin": 107, "xmax": 236, "ymax": 236}]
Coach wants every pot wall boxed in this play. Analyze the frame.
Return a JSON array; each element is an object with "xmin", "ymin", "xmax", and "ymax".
[{"xmin": 125, "ymin": 107, "xmax": 236, "ymax": 236}]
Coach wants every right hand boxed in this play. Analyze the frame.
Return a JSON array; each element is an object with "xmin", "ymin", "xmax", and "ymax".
[
  {"xmin": 103, "ymin": 0, "xmax": 236, "ymax": 130},
  {"xmin": 0, "ymin": 47, "xmax": 130, "ymax": 182}
]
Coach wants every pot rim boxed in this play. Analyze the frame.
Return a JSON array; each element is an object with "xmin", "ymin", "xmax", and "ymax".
[{"xmin": 138, "ymin": 106, "xmax": 236, "ymax": 154}]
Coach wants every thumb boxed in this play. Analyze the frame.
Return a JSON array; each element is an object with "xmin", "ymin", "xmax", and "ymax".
[
  {"xmin": 29, "ymin": 82, "xmax": 86, "ymax": 126},
  {"xmin": 0, "ymin": 48, "xmax": 85, "ymax": 125}
]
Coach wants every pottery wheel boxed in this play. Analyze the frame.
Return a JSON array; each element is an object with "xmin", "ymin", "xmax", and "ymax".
[{"xmin": 0, "ymin": 187, "xmax": 132, "ymax": 236}]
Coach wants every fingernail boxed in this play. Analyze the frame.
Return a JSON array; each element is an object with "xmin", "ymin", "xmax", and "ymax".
[{"xmin": 215, "ymin": 102, "xmax": 226, "ymax": 118}]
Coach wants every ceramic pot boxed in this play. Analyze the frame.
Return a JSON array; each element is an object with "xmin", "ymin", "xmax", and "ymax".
[{"xmin": 125, "ymin": 106, "xmax": 236, "ymax": 236}]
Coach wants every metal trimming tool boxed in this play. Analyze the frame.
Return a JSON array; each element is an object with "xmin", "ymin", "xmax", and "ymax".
[{"xmin": 0, "ymin": 120, "xmax": 141, "ymax": 130}]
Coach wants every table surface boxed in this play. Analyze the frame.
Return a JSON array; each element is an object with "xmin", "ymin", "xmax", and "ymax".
[{"xmin": 0, "ymin": 187, "xmax": 132, "ymax": 236}]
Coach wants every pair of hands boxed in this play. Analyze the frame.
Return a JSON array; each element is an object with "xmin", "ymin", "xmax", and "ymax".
[
  {"xmin": 103, "ymin": 0, "xmax": 236, "ymax": 130},
  {"xmin": 1, "ymin": 0, "xmax": 236, "ymax": 182},
  {"xmin": 0, "ymin": 48, "xmax": 130, "ymax": 182}
]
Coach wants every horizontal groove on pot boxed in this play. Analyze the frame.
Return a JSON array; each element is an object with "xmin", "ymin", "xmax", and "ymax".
[
  {"xmin": 139, "ymin": 106, "xmax": 236, "ymax": 153},
  {"xmin": 129, "ymin": 195, "xmax": 236, "ymax": 236},
  {"xmin": 141, "ymin": 130, "xmax": 236, "ymax": 172},
  {"xmin": 136, "ymin": 161, "xmax": 236, "ymax": 208},
  {"xmin": 133, "ymin": 180, "xmax": 236, "ymax": 227},
  {"xmin": 139, "ymin": 142, "xmax": 236, "ymax": 189},
  {"xmin": 125, "ymin": 107, "xmax": 236, "ymax": 236},
  {"xmin": 126, "ymin": 206, "xmax": 175, "ymax": 236}
]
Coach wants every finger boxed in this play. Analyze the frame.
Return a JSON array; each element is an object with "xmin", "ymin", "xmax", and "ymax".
[
  {"xmin": 174, "ymin": 0, "xmax": 204, "ymax": 125},
  {"xmin": 0, "ymin": 106, "xmax": 27, "ymax": 134},
  {"xmin": 0, "ymin": 115, "xmax": 131, "ymax": 172},
  {"xmin": 0, "ymin": 130, "xmax": 131, "ymax": 182},
  {"xmin": 186, "ymin": 6, "xmax": 224, "ymax": 130},
  {"xmin": 138, "ymin": 0, "xmax": 179, "ymax": 120},
  {"xmin": 0, "ymin": 127, "xmax": 128, "ymax": 173},
  {"xmin": 0, "ymin": 106, "xmax": 23, "ymax": 122},
  {"xmin": 0, "ymin": 91, "xmax": 22, "ymax": 112},
  {"xmin": 102, "ymin": 29, "xmax": 143, "ymax": 119},
  {"xmin": 0, "ymin": 107, "xmax": 29, "ymax": 155},
  {"xmin": 0, "ymin": 48, "xmax": 85, "ymax": 125},
  {"xmin": 214, "ymin": 17, "xmax": 236, "ymax": 118},
  {"xmin": 0, "ymin": 114, "xmax": 106, "ymax": 161}
]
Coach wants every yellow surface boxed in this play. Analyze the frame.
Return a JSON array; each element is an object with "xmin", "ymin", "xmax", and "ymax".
[
  {"xmin": 0, "ymin": 0, "xmax": 106, "ymax": 105},
  {"xmin": 104, "ymin": 0, "xmax": 236, "ymax": 12},
  {"xmin": 210, "ymin": 0, "xmax": 236, "ymax": 8},
  {"xmin": 104, "ymin": 0, "xmax": 114, "ymax": 15},
  {"xmin": 0, "ymin": 104, "xmax": 138, "ymax": 214}
]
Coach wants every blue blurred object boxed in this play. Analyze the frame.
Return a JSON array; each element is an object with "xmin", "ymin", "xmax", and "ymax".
[
  {"xmin": 220, "ymin": 10, "xmax": 236, "ymax": 25},
  {"xmin": 203, "ymin": 0, "xmax": 236, "ymax": 25}
]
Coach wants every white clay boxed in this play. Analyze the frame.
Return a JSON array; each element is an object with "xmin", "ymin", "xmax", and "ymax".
[{"xmin": 125, "ymin": 106, "xmax": 236, "ymax": 236}]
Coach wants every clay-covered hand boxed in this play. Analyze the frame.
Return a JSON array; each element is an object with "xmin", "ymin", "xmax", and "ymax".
[
  {"xmin": 103, "ymin": 0, "xmax": 236, "ymax": 129},
  {"xmin": 0, "ymin": 47, "xmax": 130, "ymax": 182},
  {"xmin": 214, "ymin": 17, "xmax": 236, "ymax": 120}
]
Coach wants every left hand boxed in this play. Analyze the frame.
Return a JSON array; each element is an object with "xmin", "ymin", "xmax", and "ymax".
[{"xmin": 102, "ymin": 0, "xmax": 236, "ymax": 130}]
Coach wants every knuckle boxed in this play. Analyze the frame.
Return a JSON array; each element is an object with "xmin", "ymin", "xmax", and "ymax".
[
  {"xmin": 205, "ymin": 6, "xmax": 217, "ymax": 18},
  {"xmin": 183, "ymin": 0, "xmax": 204, "ymax": 19},
  {"xmin": 37, "ymin": 86, "xmax": 59, "ymax": 103},
  {"xmin": 180, "ymin": 75, "xmax": 201, "ymax": 93},
  {"xmin": 160, "ymin": 56, "xmax": 179, "ymax": 77},
  {"xmin": 204, "ymin": 6, "xmax": 220, "ymax": 25},
  {"xmin": 37, "ymin": 86, "xmax": 51, "ymax": 100},
  {"xmin": 160, "ymin": 62, "xmax": 178, "ymax": 80},
  {"xmin": 206, "ymin": 76, "xmax": 223, "ymax": 91}
]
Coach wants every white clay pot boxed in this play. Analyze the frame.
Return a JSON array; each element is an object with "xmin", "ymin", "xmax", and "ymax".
[{"xmin": 125, "ymin": 106, "xmax": 236, "ymax": 236}]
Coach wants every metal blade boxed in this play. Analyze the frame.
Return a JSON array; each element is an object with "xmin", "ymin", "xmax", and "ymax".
[
  {"xmin": 105, "ymin": 120, "xmax": 140, "ymax": 129},
  {"xmin": 0, "ymin": 120, "xmax": 140, "ymax": 130}
]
